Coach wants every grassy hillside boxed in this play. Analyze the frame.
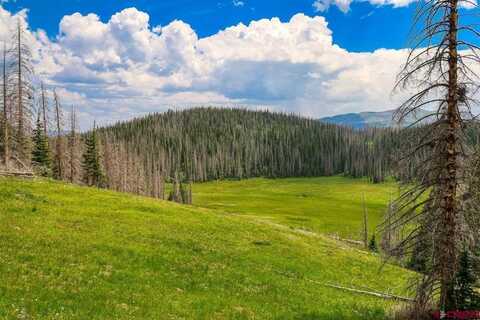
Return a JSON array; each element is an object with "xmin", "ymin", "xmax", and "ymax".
[
  {"xmin": 194, "ymin": 177, "xmax": 397, "ymax": 240},
  {"xmin": 0, "ymin": 178, "xmax": 411, "ymax": 319}
]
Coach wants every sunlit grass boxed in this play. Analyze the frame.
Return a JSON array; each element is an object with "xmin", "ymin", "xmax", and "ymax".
[
  {"xmin": 0, "ymin": 177, "xmax": 411, "ymax": 319},
  {"xmin": 194, "ymin": 176, "xmax": 398, "ymax": 240}
]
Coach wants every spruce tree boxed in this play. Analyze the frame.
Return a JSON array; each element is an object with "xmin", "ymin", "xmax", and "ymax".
[
  {"xmin": 454, "ymin": 249, "xmax": 479, "ymax": 310},
  {"xmin": 368, "ymin": 234, "xmax": 378, "ymax": 252},
  {"xmin": 82, "ymin": 125, "xmax": 104, "ymax": 187},
  {"xmin": 31, "ymin": 115, "xmax": 51, "ymax": 176}
]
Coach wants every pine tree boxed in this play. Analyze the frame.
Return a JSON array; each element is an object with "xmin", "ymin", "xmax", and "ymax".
[
  {"xmin": 368, "ymin": 234, "xmax": 378, "ymax": 252},
  {"xmin": 454, "ymin": 249, "xmax": 479, "ymax": 311},
  {"xmin": 82, "ymin": 124, "xmax": 104, "ymax": 187},
  {"xmin": 31, "ymin": 114, "xmax": 50, "ymax": 176}
]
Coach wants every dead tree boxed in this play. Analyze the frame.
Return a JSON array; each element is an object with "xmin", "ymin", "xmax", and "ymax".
[
  {"xmin": 53, "ymin": 89, "xmax": 64, "ymax": 180},
  {"xmin": 380, "ymin": 196, "xmax": 395, "ymax": 254},
  {"xmin": 10, "ymin": 18, "xmax": 34, "ymax": 163},
  {"xmin": 40, "ymin": 82, "xmax": 48, "ymax": 136},
  {"xmin": 68, "ymin": 106, "xmax": 79, "ymax": 183},
  {"xmin": 386, "ymin": 0, "xmax": 480, "ymax": 314},
  {"xmin": 2, "ymin": 41, "xmax": 9, "ymax": 169}
]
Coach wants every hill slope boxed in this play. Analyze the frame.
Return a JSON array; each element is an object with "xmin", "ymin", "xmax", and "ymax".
[{"xmin": 0, "ymin": 178, "xmax": 412, "ymax": 319}]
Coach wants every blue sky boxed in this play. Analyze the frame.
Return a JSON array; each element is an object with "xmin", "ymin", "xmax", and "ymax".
[
  {"xmin": 0, "ymin": 0, "xmax": 476, "ymax": 127},
  {"xmin": 4, "ymin": 0, "xmax": 415, "ymax": 52}
]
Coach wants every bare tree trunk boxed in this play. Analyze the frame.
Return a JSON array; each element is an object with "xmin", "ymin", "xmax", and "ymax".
[
  {"xmin": 2, "ymin": 41, "xmax": 8, "ymax": 169},
  {"xmin": 16, "ymin": 20, "xmax": 24, "ymax": 160},
  {"xmin": 53, "ymin": 90, "xmax": 64, "ymax": 180},
  {"xmin": 440, "ymin": 0, "xmax": 460, "ymax": 309},
  {"xmin": 40, "ymin": 82, "xmax": 48, "ymax": 136},
  {"xmin": 69, "ymin": 106, "xmax": 77, "ymax": 183},
  {"xmin": 159, "ymin": 173, "xmax": 165, "ymax": 200},
  {"xmin": 382, "ymin": 195, "xmax": 393, "ymax": 253},
  {"xmin": 363, "ymin": 192, "xmax": 368, "ymax": 249}
]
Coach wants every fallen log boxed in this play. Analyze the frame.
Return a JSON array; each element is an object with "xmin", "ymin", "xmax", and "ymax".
[
  {"xmin": 308, "ymin": 280, "xmax": 414, "ymax": 302},
  {"xmin": 0, "ymin": 171, "xmax": 35, "ymax": 178},
  {"xmin": 330, "ymin": 234, "xmax": 364, "ymax": 246}
]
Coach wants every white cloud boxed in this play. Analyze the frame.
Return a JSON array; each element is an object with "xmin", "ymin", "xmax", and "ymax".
[
  {"xmin": 0, "ymin": 6, "xmax": 414, "ymax": 128},
  {"xmin": 313, "ymin": 0, "xmax": 353, "ymax": 13},
  {"xmin": 233, "ymin": 0, "xmax": 245, "ymax": 7},
  {"xmin": 313, "ymin": 0, "xmax": 476, "ymax": 13}
]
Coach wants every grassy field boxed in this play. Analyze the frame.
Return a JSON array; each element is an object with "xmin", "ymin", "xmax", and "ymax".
[
  {"xmin": 0, "ymin": 177, "xmax": 411, "ymax": 319},
  {"xmin": 194, "ymin": 176, "xmax": 398, "ymax": 240}
]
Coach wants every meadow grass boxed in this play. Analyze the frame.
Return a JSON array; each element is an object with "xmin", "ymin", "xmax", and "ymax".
[
  {"xmin": 193, "ymin": 176, "xmax": 398, "ymax": 240},
  {"xmin": 0, "ymin": 177, "xmax": 411, "ymax": 319}
]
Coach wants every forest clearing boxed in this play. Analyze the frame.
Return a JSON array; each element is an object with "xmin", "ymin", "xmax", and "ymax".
[{"xmin": 1, "ymin": 0, "xmax": 480, "ymax": 317}]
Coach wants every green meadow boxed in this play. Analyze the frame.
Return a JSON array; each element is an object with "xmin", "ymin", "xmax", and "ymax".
[
  {"xmin": 194, "ymin": 177, "xmax": 398, "ymax": 240},
  {"xmin": 0, "ymin": 177, "xmax": 412, "ymax": 319}
]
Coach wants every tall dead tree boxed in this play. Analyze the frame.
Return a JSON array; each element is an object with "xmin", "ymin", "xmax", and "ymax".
[
  {"xmin": 53, "ymin": 89, "xmax": 64, "ymax": 180},
  {"xmin": 68, "ymin": 106, "xmax": 79, "ymax": 183},
  {"xmin": 387, "ymin": 0, "xmax": 480, "ymax": 314},
  {"xmin": 40, "ymin": 82, "xmax": 48, "ymax": 137},
  {"xmin": 10, "ymin": 18, "xmax": 34, "ymax": 164},
  {"xmin": 1, "ymin": 41, "xmax": 9, "ymax": 169},
  {"xmin": 380, "ymin": 195, "xmax": 395, "ymax": 254}
]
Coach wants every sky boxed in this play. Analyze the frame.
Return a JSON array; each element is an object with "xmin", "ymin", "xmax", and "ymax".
[
  {"xmin": 0, "ymin": 0, "xmax": 476, "ymax": 128},
  {"xmin": 4, "ymin": 0, "xmax": 416, "ymax": 52}
]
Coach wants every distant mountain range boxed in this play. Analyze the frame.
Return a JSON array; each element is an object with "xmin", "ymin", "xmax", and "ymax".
[{"xmin": 320, "ymin": 109, "xmax": 429, "ymax": 129}]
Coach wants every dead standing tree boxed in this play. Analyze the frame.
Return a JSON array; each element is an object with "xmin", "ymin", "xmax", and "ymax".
[
  {"xmin": 10, "ymin": 18, "xmax": 34, "ymax": 166},
  {"xmin": 387, "ymin": 0, "xmax": 480, "ymax": 314},
  {"xmin": 68, "ymin": 106, "xmax": 79, "ymax": 183},
  {"xmin": 1, "ymin": 41, "xmax": 9, "ymax": 169},
  {"xmin": 52, "ymin": 89, "xmax": 64, "ymax": 180},
  {"xmin": 40, "ymin": 82, "xmax": 48, "ymax": 137}
]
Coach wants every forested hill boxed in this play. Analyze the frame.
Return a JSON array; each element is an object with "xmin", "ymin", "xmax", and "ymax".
[{"xmin": 97, "ymin": 108, "xmax": 399, "ymax": 195}]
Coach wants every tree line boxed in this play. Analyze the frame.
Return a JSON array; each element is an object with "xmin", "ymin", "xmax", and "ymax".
[{"xmin": 98, "ymin": 107, "xmax": 401, "ymax": 187}]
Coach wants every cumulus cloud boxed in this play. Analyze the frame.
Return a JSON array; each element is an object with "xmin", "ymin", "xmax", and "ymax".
[{"xmin": 0, "ymin": 6, "xmax": 413, "ymax": 128}]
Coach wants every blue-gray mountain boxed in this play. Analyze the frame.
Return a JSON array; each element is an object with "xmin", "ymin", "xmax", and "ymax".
[{"xmin": 320, "ymin": 109, "xmax": 429, "ymax": 129}]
